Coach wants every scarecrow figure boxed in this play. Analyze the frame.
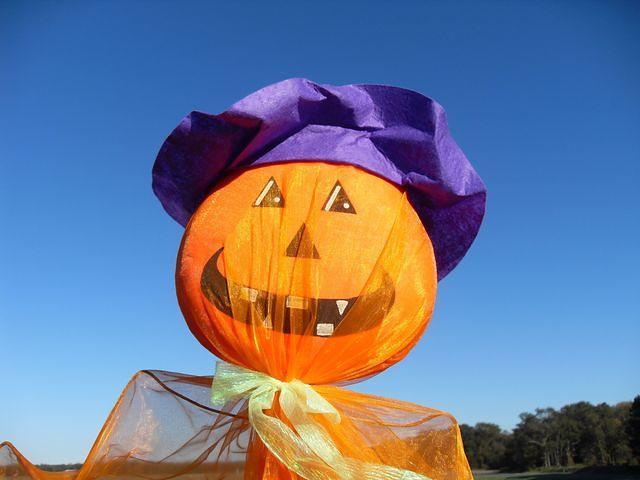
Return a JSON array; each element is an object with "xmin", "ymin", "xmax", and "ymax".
[{"xmin": 153, "ymin": 78, "xmax": 486, "ymax": 479}]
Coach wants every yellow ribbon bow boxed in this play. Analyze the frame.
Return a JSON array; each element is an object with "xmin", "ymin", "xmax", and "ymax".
[{"xmin": 210, "ymin": 361, "xmax": 431, "ymax": 480}]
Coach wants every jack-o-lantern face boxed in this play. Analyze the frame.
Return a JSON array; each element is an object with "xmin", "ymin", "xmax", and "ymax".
[
  {"xmin": 176, "ymin": 162, "xmax": 437, "ymax": 382},
  {"xmin": 200, "ymin": 247, "xmax": 395, "ymax": 337}
]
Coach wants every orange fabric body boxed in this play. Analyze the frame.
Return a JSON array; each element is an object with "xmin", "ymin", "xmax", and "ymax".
[
  {"xmin": 174, "ymin": 162, "xmax": 469, "ymax": 478},
  {"xmin": 1, "ymin": 371, "xmax": 471, "ymax": 480}
]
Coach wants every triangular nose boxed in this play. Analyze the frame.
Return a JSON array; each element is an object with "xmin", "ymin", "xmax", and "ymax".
[{"xmin": 286, "ymin": 223, "xmax": 320, "ymax": 259}]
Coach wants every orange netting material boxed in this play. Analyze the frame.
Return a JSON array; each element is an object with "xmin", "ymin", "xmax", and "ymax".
[{"xmin": 1, "ymin": 370, "xmax": 470, "ymax": 480}]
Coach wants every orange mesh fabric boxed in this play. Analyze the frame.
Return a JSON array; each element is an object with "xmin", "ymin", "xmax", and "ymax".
[
  {"xmin": 2, "ymin": 371, "xmax": 249, "ymax": 480},
  {"xmin": 2, "ymin": 371, "xmax": 470, "ymax": 480}
]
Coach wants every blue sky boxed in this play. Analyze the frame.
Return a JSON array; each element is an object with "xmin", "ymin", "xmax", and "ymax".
[{"xmin": 1, "ymin": 0, "xmax": 638, "ymax": 464}]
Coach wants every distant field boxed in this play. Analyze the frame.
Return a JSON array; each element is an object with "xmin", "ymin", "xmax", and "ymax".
[{"xmin": 475, "ymin": 471, "xmax": 640, "ymax": 480}]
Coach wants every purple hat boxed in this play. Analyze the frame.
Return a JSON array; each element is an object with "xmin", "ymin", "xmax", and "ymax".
[{"xmin": 153, "ymin": 78, "xmax": 486, "ymax": 279}]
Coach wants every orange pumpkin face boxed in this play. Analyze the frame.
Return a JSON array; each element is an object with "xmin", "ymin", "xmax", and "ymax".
[{"xmin": 176, "ymin": 162, "xmax": 437, "ymax": 382}]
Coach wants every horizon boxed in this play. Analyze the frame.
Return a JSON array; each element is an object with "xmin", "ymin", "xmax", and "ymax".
[{"xmin": 1, "ymin": 0, "xmax": 639, "ymax": 464}]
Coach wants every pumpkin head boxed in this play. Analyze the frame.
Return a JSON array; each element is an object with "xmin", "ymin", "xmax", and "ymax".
[{"xmin": 176, "ymin": 162, "xmax": 437, "ymax": 382}]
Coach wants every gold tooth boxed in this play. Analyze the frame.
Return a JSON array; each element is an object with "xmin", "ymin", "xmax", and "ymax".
[
  {"xmin": 241, "ymin": 287, "xmax": 259, "ymax": 302},
  {"xmin": 316, "ymin": 323, "xmax": 335, "ymax": 336},
  {"xmin": 336, "ymin": 300, "xmax": 349, "ymax": 315},
  {"xmin": 285, "ymin": 295, "xmax": 308, "ymax": 309}
]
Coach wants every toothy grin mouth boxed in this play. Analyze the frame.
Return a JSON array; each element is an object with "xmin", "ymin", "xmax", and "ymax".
[{"xmin": 200, "ymin": 248, "xmax": 395, "ymax": 337}]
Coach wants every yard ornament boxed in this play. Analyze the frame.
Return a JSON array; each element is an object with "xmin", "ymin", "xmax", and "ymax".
[{"xmin": 0, "ymin": 79, "xmax": 486, "ymax": 480}]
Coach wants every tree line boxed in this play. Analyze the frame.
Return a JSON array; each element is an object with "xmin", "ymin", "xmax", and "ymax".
[{"xmin": 460, "ymin": 395, "xmax": 640, "ymax": 471}]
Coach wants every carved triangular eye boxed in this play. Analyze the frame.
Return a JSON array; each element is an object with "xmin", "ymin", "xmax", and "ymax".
[
  {"xmin": 253, "ymin": 177, "xmax": 284, "ymax": 208},
  {"xmin": 322, "ymin": 181, "xmax": 356, "ymax": 214}
]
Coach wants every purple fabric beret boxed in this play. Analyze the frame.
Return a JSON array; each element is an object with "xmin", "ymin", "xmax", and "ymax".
[{"xmin": 153, "ymin": 78, "xmax": 486, "ymax": 280}]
